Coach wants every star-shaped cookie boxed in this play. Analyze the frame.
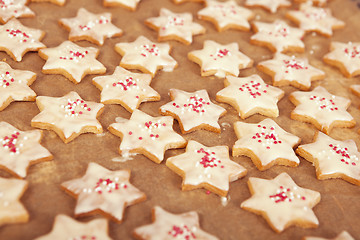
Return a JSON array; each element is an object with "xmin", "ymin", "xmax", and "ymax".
[
  {"xmin": 188, "ymin": 40, "xmax": 253, "ymax": 78},
  {"xmin": 0, "ymin": 122, "xmax": 53, "ymax": 178},
  {"xmin": 245, "ymin": 0, "xmax": 291, "ymax": 13},
  {"xmin": 103, "ymin": 0, "xmax": 141, "ymax": 10},
  {"xmin": 145, "ymin": 8, "xmax": 205, "ymax": 45},
  {"xmin": 92, "ymin": 66, "xmax": 160, "ymax": 112},
  {"xmin": 289, "ymin": 86, "xmax": 355, "ymax": 134},
  {"xmin": 34, "ymin": 215, "xmax": 112, "ymax": 240},
  {"xmin": 61, "ymin": 162, "xmax": 146, "ymax": 223},
  {"xmin": 159, "ymin": 89, "xmax": 226, "ymax": 134},
  {"xmin": 286, "ymin": 3, "xmax": 345, "ymax": 37},
  {"xmin": 241, "ymin": 172, "xmax": 321, "ymax": 233},
  {"xmin": 38, "ymin": 40, "xmax": 106, "ymax": 84},
  {"xmin": 303, "ymin": 231, "xmax": 355, "ymax": 240},
  {"xmin": 108, "ymin": 109, "xmax": 187, "ymax": 163},
  {"xmin": 133, "ymin": 206, "xmax": 219, "ymax": 240},
  {"xmin": 323, "ymin": 41, "xmax": 360, "ymax": 78},
  {"xmin": 0, "ymin": 177, "xmax": 28, "ymax": 227},
  {"xmin": 250, "ymin": 20, "xmax": 305, "ymax": 53},
  {"xmin": 115, "ymin": 36, "xmax": 178, "ymax": 77},
  {"xmin": 0, "ymin": 61, "xmax": 37, "ymax": 111},
  {"xmin": 59, "ymin": 8, "xmax": 123, "ymax": 46},
  {"xmin": 0, "ymin": 18, "xmax": 45, "ymax": 62},
  {"xmin": 31, "ymin": 91, "xmax": 104, "ymax": 143},
  {"xmin": 233, "ymin": 118, "xmax": 301, "ymax": 171},
  {"xmin": 216, "ymin": 75, "xmax": 284, "ymax": 119},
  {"xmin": 166, "ymin": 140, "xmax": 247, "ymax": 196},
  {"xmin": 0, "ymin": 0, "xmax": 34, "ymax": 23},
  {"xmin": 296, "ymin": 132, "xmax": 360, "ymax": 186},
  {"xmin": 197, "ymin": 0, "xmax": 254, "ymax": 32},
  {"xmin": 30, "ymin": 0, "xmax": 66, "ymax": 6},
  {"xmin": 257, "ymin": 53, "xmax": 325, "ymax": 90}
]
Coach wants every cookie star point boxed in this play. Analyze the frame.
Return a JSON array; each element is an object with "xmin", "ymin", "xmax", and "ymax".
[{"xmin": 245, "ymin": 0, "xmax": 291, "ymax": 13}]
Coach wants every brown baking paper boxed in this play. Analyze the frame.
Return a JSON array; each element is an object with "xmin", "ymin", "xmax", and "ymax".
[{"xmin": 0, "ymin": 0, "xmax": 360, "ymax": 239}]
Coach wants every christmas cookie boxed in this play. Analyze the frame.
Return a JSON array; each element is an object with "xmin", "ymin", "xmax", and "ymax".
[
  {"xmin": 92, "ymin": 66, "xmax": 160, "ymax": 113},
  {"xmin": 0, "ymin": 18, "xmax": 45, "ymax": 62},
  {"xmin": 294, "ymin": 0, "xmax": 329, "ymax": 7},
  {"xmin": 159, "ymin": 89, "xmax": 226, "ymax": 134},
  {"xmin": 233, "ymin": 118, "xmax": 301, "ymax": 171},
  {"xmin": 0, "ymin": 61, "xmax": 37, "ymax": 111},
  {"xmin": 0, "ymin": 121, "xmax": 53, "ymax": 178},
  {"xmin": 134, "ymin": 206, "xmax": 219, "ymax": 240},
  {"xmin": 303, "ymin": 231, "xmax": 355, "ymax": 240},
  {"xmin": 30, "ymin": 0, "xmax": 66, "ymax": 6},
  {"xmin": 286, "ymin": 3, "xmax": 345, "ymax": 37},
  {"xmin": 197, "ymin": 0, "xmax": 254, "ymax": 32},
  {"xmin": 257, "ymin": 53, "xmax": 325, "ymax": 90},
  {"xmin": 323, "ymin": 41, "xmax": 360, "ymax": 78},
  {"xmin": 108, "ymin": 109, "xmax": 187, "ymax": 164},
  {"xmin": 38, "ymin": 41, "xmax": 106, "ymax": 84},
  {"xmin": 145, "ymin": 8, "xmax": 205, "ymax": 45},
  {"xmin": 289, "ymin": 86, "xmax": 355, "ymax": 134},
  {"xmin": 296, "ymin": 132, "xmax": 360, "ymax": 186},
  {"xmin": 103, "ymin": 0, "xmax": 141, "ymax": 10},
  {"xmin": 0, "ymin": 177, "xmax": 28, "ymax": 227},
  {"xmin": 0, "ymin": 0, "xmax": 34, "ymax": 23},
  {"xmin": 166, "ymin": 140, "xmax": 247, "ymax": 197},
  {"xmin": 350, "ymin": 84, "xmax": 360, "ymax": 97},
  {"xmin": 115, "ymin": 36, "xmax": 178, "ymax": 78},
  {"xmin": 188, "ymin": 40, "xmax": 253, "ymax": 78},
  {"xmin": 250, "ymin": 20, "xmax": 305, "ymax": 53},
  {"xmin": 216, "ymin": 75, "xmax": 284, "ymax": 119},
  {"xmin": 31, "ymin": 91, "xmax": 104, "ymax": 143},
  {"xmin": 241, "ymin": 172, "xmax": 321, "ymax": 233},
  {"xmin": 59, "ymin": 8, "xmax": 122, "ymax": 46},
  {"xmin": 61, "ymin": 162, "xmax": 146, "ymax": 223},
  {"xmin": 245, "ymin": 0, "xmax": 291, "ymax": 13}
]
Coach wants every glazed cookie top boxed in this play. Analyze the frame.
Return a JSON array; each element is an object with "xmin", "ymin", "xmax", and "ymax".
[
  {"xmin": 0, "ymin": 122, "xmax": 53, "ymax": 178},
  {"xmin": 59, "ymin": 8, "xmax": 123, "ymax": 45},
  {"xmin": 0, "ymin": 61, "xmax": 37, "ymax": 111},
  {"xmin": 35, "ymin": 215, "xmax": 112, "ymax": 240},
  {"xmin": 245, "ymin": 0, "xmax": 291, "ymax": 13},
  {"xmin": 115, "ymin": 36, "xmax": 178, "ymax": 77},
  {"xmin": 197, "ymin": 0, "xmax": 254, "ymax": 31},
  {"xmin": 241, "ymin": 172, "xmax": 321, "ymax": 233},
  {"xmin": 0, "ymin": 18, "xmax": 45, "ymax": 61},
  {"xmin": 61, "ymin": 162, "xmax": 146, "ymax": 223},
  {"xmin": 0, "ymin": 0, "xmax": 34, "ymax": 23},
  {"xmin": 103, "ymin": 0, "xmax": 141, "ymax": 10},
  {"xmin": 159, "ymin": 89, "xmax": 226, "ymax": 133},
  {"xmin": 134, "ymin": 206, "xmax": 219, "ymax": 240},
  {"xmin": 188, "ymin": 40, "xmax": 253, "ymax": 78},
  {"xmin": 303, "ymin": 231, "xmax": 355, "ymax": 240},
  {"xmin": 145, "ymin": 8, "xmax": 205, "ymax": 45}
]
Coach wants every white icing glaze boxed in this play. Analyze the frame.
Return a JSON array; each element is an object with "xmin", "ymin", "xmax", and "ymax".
[
  {"xmin": 350, "ymin": 84, "xmax": 360, "ymax": 96},
  {"xmin": 198, "ymin": 0, "xmax": 254, "ymax": 31},
  {"xmin": 245, "ymin": 0, "xmax": 291, "ymax": 13},
  {"xmin": 31, "ymin": 91, "xmax": 104, "ymax": 142},
  {"xmin": 0, "ymin": 177, "xmax": 28, "ymax": 226},
  {"xmin": 297, "ymin": 132, "xmax": 360, "ymax": 184},
  {"xmin": 0, "ymin": 122, "xmax": 52, "ymax": 178},
  {"xmin": 0, "ymin": 0, "xmax": 34, "ymax": 23},
  {"xmin": 39, "ymin": 41, "xmax": 106, "ymax": 83},
  {"xmin": 304, "ymin": 231, "xmax": 355, "ymax": 240},
  {"xmin": 146, "ymin": 8, "xmax": 205, "ymax": 44},
  {"xmin": 0, "ymin": 18, "xmax": 45, "ymax": 61},
  {"xmin": 233, "ymin": 118, "xmax": 300, "ymax": 169},
  {"xmin": 188, "ymin": 40, "xmax": 253, "ymax": 78},
  {"xmin": 216, "ymin": 74, "xmax": 284, "ymax": 119},
  {"xmin": 0, "ymin": 61, "xmax": 36, "ymax": 110},
  {"xmin": 241, "ymin": 172, "xmax": 320, "ymax": 232},
  {"xmin": 92, "ymin": 66, "xmax": 159, "ymax": 112},
  {"xmin": 159, "ymin": 89, "xmax": 226, "ymax": 133},
  {"xmin": 323, "ymin": 41, "xmax": 360, "ymax": 77},
  {"xmin": 287, "ymin": 3, "xmax": 345, "ymax": 36},
  {"xmin": 115, "ymin": 35, "xmax": 177, "ymax": 77},
  {"xmin": 166, "ymin": 140, "xmax": 247, "ymax": 196},
  {"xmin": 134, "ymin": 206, "xmax": 219, "ymax": 240},
  {"xmin": 251, "ymin": 20, "xmax": 305, "ymax": 53},
  {"xmin": 258, "ymin": 52, "xmax": 325, "ymax": 89},
  {"xmin": 34, "ymin": 215, "xmax": 112, "ymax": 240},
  {"xmin": 290, "ymin": 86, "xmax": 355, "ymax": 133},
  {"xmin": 103, "ymin": 0, "xmax": 141, "ymax": 9},
  {"xmin": 59, "ymin": 8, "xmax": 122, "ymax": 45},
  {"xmin": 61, "ymin": 162, "xmax": 146, "ymax": 222},
  {"xmin": 109, "ymin": 109, "xmax": 186, "ymax": 163}
]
